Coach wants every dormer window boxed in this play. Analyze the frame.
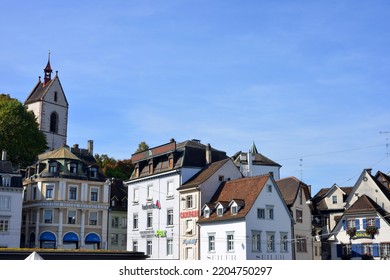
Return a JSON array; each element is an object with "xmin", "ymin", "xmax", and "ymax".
[
  {"xmin": 204, "ymin": 208, "xmax": 210, "ymax": 218},
  {"xmin": 217, "ymin": 207, "xmax": 223, "ymax": 217},
  {"xmin": 90, "ymin": 167, "xmax": 98, "ymax": 178},
  {"xmin": 49, "ymin": 162, "xmax": 58, "ymax": 173},
  {"xmin": 231, "ymin": 205, "xmax": 238, "ymax": 215},
  {"xmin": 69, "ymin": 162, "xmax": 78, "ymax": 174}
]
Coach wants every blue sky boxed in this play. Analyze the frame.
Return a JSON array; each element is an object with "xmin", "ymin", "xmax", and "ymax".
[{"xmin": 1, "ymin": 0, "xmax": 390, "ymax": 195}]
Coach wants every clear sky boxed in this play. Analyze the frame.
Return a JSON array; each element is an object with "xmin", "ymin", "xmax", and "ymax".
[{"xmin": 1, "ymin": 0, "xmax": 390, "ymax": 195}]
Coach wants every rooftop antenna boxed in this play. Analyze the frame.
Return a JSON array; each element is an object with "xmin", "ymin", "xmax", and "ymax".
[
  {"xmin": 296, "ymin": 158, "xmax": 303, "ymax": 181},
  {"xmin": 379, "ymin": 131, "xmax": 390, "ymax": 170}
]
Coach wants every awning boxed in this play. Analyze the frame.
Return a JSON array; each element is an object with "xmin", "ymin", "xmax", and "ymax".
[
  {"xmin": 85, "ymin": 233, "xmax": 100, "ymax": 243},
  {"xmin": 40, "ymin": 232, "xmax": 56, "ymax": 241},
  {"xmin": 63, "ymin": 232, "xmax": 79, "ymax": 242}
]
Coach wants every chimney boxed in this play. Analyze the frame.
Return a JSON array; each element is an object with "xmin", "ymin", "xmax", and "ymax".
[
  {"xmin": 206, "ymin": 144, "xmax": 212, "ymax": 164},
  {"xmin": 1, "ymin": 150, "xmax": 6, "ymax": 161},
  {"xmin": 88, "ymin": 140, "xmax": 94, "ymax": 155}
]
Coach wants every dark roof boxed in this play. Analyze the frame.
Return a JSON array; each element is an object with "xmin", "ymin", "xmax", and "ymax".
[
  {"xmin": 198, "ymin": 174, "xmax": 270, "ymax": 223},
  {"xmin": 312, "ymin": 185, "xmax": 353, "ymax": 211},
  {"xmin": 276, "ymin": 176, "xmax": 311, "ymax": 207},
  {"xmin": 24, "ymin": 75, "xmax": 68, "ymax": 106},
  {"xmin": 178, "ymin": 158, "xmax": 235, "ymax": 190},
  {"xmin": 344, "ymin": 195, "xmax": 390, "ymax": 223},
  {"xmin": 0, "ymin": 160, "xmax": 15, "ymax": 174},
  {"xmin": 232, "ymin": 150, "xmax": 281, "ymax": 167},
  {"xmin": 110, "ymin": 179, "xmax": 127, "ymax": 211},
  {"xmin": 130, "ymin": 139, "xmax": 227, "ymax": 180}
]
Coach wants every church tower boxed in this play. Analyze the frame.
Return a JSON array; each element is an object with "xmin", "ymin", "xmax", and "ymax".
[{"xmin": 24, "ymin": 53, "xmax": 69, "ymax": 150}]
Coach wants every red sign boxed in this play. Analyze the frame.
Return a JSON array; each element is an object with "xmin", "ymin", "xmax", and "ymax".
[{"xmin": 180, "ymin": 210, "xmax": 198, "ymax": 218}]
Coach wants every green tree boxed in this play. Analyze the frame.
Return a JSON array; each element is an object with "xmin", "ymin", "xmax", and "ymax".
[
  {"xmin": 0, "ymin": 94, "xmax": 47, "ymax": 167},
  {"xmin": 135, "ymin": 141, "xmax": 149, "ymax": 153},
  {"xmin": 94, "ymin": 154, "xmax": 133, "ymax": 180}
]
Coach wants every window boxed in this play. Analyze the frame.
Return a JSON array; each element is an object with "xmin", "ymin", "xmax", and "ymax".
[
  {"xmin": 90, "ymin": 188, "xmax": 98, "ymax": 202},
  {"xmin": 147, "ymin": 212, "xmax": 153, "ymax": 228},
  {"xmin": 267, "ymin": 232, "xmax": 275, "ymax": 252},
  {"xmin": 231, "ymin": 205, "xmax": 237, "ymax": 215},
  {"xmin": 54, "ymin": 91, "xmax": 58, "ymax": 102},
  {"xmin": 69, "ymin": 163, "xmax": 77, "ymax": 174},
  {"xmin": 49, "ymin": 112, "xmax": 58, "ymax": 133},
  {"xmin": 90, "ymin": 167, "xmax": 98, "ymax": 178},
  {"xmin": 208, "ymin": 235, "xmax": 215, "ymax": 252},
  {"xmin": 49, "ymin": 163, "xmax": 57, "ymax": 172},
  {"xmin": 186, "ymin": 195, "xmax": 193, "ymax": 209},
  {"xmin": 167, "ymin": 209, "xmax": 174, "ymax": 226},
  {"xmin": 121, "ymin": 217, "xmax": 127, "ymax": 228},
  {"xmin": 111, "ymin": 234, "xmax": 119, "ymax": 245},
  {"xmin": 219, "ymin": 175, "xmax": 224, "ymax": 182},
  {"xmin": 266, "ymin": 205, "xmax": 274, "ymax": 220},
  {"xmin": 133, "ymin": 213, "xmax": 138, "ymax": 230},
  {"xmin": 380, "ymin": 243, "xmax": 390, "ymax": 257},
  {"xmin": 252, "ymin": 231, "xmax": 261, "ymax": 252},
  {"xmin": 146, "ymin": 240, "xmax": 153, "ymax": 255},
  {"xmin": 147, "ymin": 185, "xmax": 153, "ymax": 200},
  {"xmin": 185, "ymin": 219, "xmax": 193, "ymax": 235},
  {"xmin": 67, "ymin": 210, "xmax": 76, "ymax": 224},
  {"xmin": 0, "ymin": 217, "xmax": 9, "ymax": 233},
  {"xmin": 44, "ymin": 210, "xmax": 53, "ymax": 224},
  {"xmin": 362, "ymin": 243, "xmax": 373, "ymax": 256},
  {"xmin": 31, "ymin": 211, "xmax": 37, "ymax": 225},
  {"xmin": 167, "ymin": 182, "xmax": 174, "ymax": 198},
  {"xmin": 366, "ymin": 218, "xmax": 376, "ymax": 227},
  {"xmin": 0, "ymin": 196, "xmax": 11, "ymax": 211},
  {"xmin": 133, "ymin": 188, "xmax": 139, "ymax": 203},
  {"xmin": 2, "ymin": 176, "xmax": 10, "ymax": 187},
  {"xmin": 332, "ymin": 195, "xmax": 337, "ymax": 204},
  {"xmin": 296, "ymin": 209, "xmax": 303, "ymax": 223},
  {"xmin": 68, "ymin": 186, "xmax": 77, "ymax": 200},
  {"xmin": 204, "ymin": 208, "xmax": 210, "ymax": 218},
  {"xmin": 167, "ymin": 238, "xmax": 173, "ymax": 256},
  {"xmin": 227, "ymin": 233, "xmax": 234, "ymax": 252},
  {"xmin": 267, "ymin": 184, "xmax": 272, "ymax": 192},
  {"xmin": 32, "ymin": 186, "xmax": 37, "ymax": 200},
  {"xmin": 280, "ymin": 232, "xmax": 288, "ymax": 252},
  {"xmin": 257, "ymin": 208, "xmax": 265, "ymax": 219},
  {"xmin": 89, "ymin": 211, "xmax": 98, "ymax": 225},
  {"xmin": 217, "ymin": 207, "xmax": 223, "ymax": 217},
  {"xmin": 132, "ymin": 240, "xmax": 138, "ymax": 252},
  {"xmin": 112, "ymin": 217, "xmax": 119, "ymax": 228},
  {"xmin": 296, "ymin": 235, "xmax": 307, "ymax": 252},
  {"xmin": 45, "ymin": 185, "xmax": 54, "ymax": 199}
]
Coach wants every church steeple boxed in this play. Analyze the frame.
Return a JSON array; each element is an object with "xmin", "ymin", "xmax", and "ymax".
[{"xmin": 43, "ymin": 51, "xmax": 52, "ymax": 86}]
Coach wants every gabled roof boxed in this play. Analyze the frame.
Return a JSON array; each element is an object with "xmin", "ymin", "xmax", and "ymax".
[
  {"xmin": 24, "ymin": 74, "xmax": 68, "ymax": 106},
  {"xmin": 232, "ymin": 142, "xmax": 281, "ymax": 167},
  {"xmin": 178, "ymin": 158, "xmax": 236, "ymax": 190},
  {"xmin": 344, "ymin": 194, "xmax": 386, "ymax": 215},
  {"xmin": 312, "ymin": 185, "xmax": 353, "ymax": 211},
  {"xmin": 0, "ymin": 160, "xmax": 16, "ymax": 174},
  {"xmin": 276, "ymin": 176, "xmax": 311, "ymax": 207},
  {"xmin": 198, "ymin": 174, "xmax": 270, "ymax": 223}
]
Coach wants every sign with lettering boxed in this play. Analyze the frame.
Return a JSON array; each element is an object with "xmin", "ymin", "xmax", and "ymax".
[
  {"xmin": 352, "ymin": 231, "xmax": 372, "ymax": 239},
  {"xmin": 155, "ymin": 230, "xmax": 167, "ymax": 238},
  {"xmin": 140, "ymin": 230, "xmax": 155, "ymax": 238},
  {"xmin": 180, "ymin": 210, "xmax": 198, "ymax": 218},
  {"xmin": 142, "ymin": 200, "xmax": 161, "ymax": 210}
]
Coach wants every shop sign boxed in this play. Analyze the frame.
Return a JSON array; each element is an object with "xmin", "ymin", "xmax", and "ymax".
[
  {"xmin": 155, "ymin": 230, "xmax": 167, "ymax": 238},
  {"xmin": 142, "ymin": 200, "xmax": 161, "ymax": 210},
  {"xmin": 180, "ymin": 210, "xmax": 198, "ymax": 218}
]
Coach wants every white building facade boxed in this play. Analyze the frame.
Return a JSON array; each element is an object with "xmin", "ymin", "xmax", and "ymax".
[
  {"xmin": 0, "ymin": 150, "xmax": 23, "ymax": 248},
  {"xmin": 199, "ymin": 175, "xmax": 293, "ymax": 260},
  {"xmin": 125, "ymin": 139, "xmax": 228, "ymax": 259}
]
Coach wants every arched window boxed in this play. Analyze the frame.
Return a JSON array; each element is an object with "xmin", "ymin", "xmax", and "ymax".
[{"xmin": 50, "ymin": 112, "xmax": 58, "ymax": 133}]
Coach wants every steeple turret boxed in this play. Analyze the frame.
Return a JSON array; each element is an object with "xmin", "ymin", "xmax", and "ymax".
[{"xmin": 43, "ymin": 51, "xmax": 52, "ymax": 85}]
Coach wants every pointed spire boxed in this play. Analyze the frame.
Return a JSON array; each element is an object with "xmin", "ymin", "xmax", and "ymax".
[
  {"xmin": 43, "ymin": 50, "xmax": 52, "ymax": 86},
  {"xmin": 250, "ymin": 141, "xmax": 258, "ymax": 154}
]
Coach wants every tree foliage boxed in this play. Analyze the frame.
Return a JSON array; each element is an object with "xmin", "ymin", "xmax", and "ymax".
[
  {"xmin": 0, "ymin": 94, "xmax": 47, "ymax": 167},
  {"xmin": 135, "ymin": 141, "xmax": 149, "ymax": 153},
  {"xmin": 94, "ymin": 154, "xmax": 133, "ymax": 180}
]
